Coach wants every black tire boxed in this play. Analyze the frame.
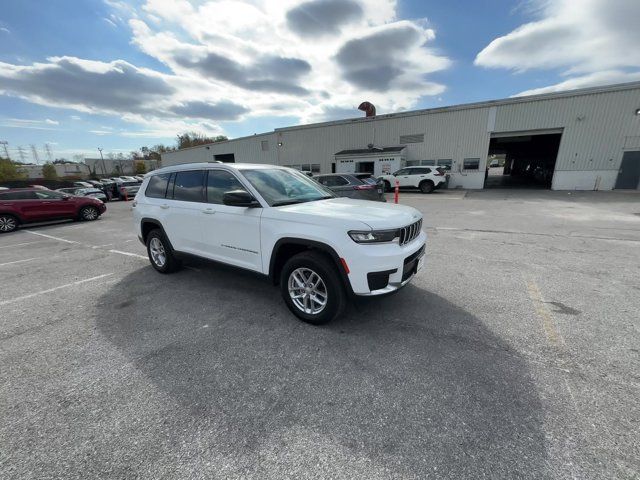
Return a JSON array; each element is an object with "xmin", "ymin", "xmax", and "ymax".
[
  {"xmin": 79, "ymin": 206, "xmax": 100, "ymax": 221},
  {"xmin": 146, "ymin": 228, "xmax": 181, "ymax": 273},
  {"xmin": 383, "ymin": 180, "xmax": 392, "ymax": 192},
  {"xmin": 0, "ymin": 214, "xmax": 19, "ymax": 233},
  {"xmin": 419, "ymin": 180, "xmax": 434, "ymax": 194},
  {"xmin": 280, "ymin": 251, "xmax": 346, "ymax": 325}
]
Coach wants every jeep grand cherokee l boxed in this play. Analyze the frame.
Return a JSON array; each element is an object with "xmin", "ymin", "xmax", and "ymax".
[{"xmin": 132, "ymin": 163, "xmax": 426, "ymax": 324}]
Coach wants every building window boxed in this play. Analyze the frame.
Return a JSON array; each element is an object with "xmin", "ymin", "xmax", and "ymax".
[
  {"xmin": 261, "ymin": 140, "xmax": 269, "ymax": 151},
  {"xmin": 406, "ymin": 160, "xmax": 420, "ymax": 166},
  {"xmin": 311, "ymin": 164, "xmax": 320, "ymax": 173},
  {"xmin": 421, "ymin": 160, "xmax": 435, "ymax": 166},
  {"xmin": 437, "ymin": 159, "xmax": 452, "ymax": 171},
  {"xmin": 399, "ymin": 133, "xmax": 424, "ymax": 144},
  {"xmin": 463, "ymin": 158, "xmax": 480, "ymax": 170}
]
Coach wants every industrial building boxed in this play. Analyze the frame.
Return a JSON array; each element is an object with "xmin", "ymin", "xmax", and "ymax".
[{"xmin": 161, "ymin": 82, "xmax": 640, "ymax": 190}]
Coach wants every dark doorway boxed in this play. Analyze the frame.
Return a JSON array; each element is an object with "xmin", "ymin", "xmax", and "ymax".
[
  {"xmin": 356, "ymin": 161, "xmax": 375, "ymax": 174},
  {"xmin": 485, "ymin": 132, "xmax": 562, "ymax": 189},
  {"xmin": 214, "ymin": 153, "xmax": 235, "ymax": 163},
  {"xmin": 615, "ymin": 151, "xmax": 640, "ymax": 189},
  {"xmin": 331, "ymin": 162, "xmax": 336, "ymax": 173}
]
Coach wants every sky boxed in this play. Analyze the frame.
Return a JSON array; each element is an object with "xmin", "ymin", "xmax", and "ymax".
[{"xmin": 1, "ymin": 0, "xmax": 639, "ymax": 162}]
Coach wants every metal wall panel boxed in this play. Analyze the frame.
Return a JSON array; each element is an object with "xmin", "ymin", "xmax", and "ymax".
[{"xmin": 162, "ymin": 84, "xmax": 640, "ymax": 190}]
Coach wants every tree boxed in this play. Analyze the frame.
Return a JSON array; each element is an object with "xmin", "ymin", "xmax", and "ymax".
[
  {"xmin": 42, "ymin": 162, "xmax": 58, "ymax": 180},
  {"xmin": 134, "ymin": 161, "xmax": 147, "ymax": 175},
  {"xmin": 0, "ymin": 159, "xmax": 27, "ymax": 181},
  {"xmin": 176, "ymin": 132, "xmax": 228, "ymax": 149}
]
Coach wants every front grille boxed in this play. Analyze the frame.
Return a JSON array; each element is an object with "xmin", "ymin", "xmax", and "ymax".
[{"xmin": 399, "ymin": 219, "xmax": 422, "ymax": 246}]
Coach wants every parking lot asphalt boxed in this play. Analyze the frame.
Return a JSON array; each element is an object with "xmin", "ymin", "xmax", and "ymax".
[{"xmin": 1, "ymin": 190, "xmax": 639, "ymax": 479}]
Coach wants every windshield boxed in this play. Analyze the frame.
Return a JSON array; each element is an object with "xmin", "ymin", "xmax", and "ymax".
[{"xmin": 242, "ymin": 168, "xmax": 335, "ymax": 206}]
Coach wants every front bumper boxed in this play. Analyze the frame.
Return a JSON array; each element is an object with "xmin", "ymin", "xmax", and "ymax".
[{"xmin": 344, "ymin": 231, "xmax": 427, "ymax": 296}]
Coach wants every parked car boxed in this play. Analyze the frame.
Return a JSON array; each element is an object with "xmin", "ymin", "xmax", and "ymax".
[
  {"xmin": 73, "ymin": 181, "xmax": 94, "ymax": 188},
  {"xmin": 133, "ymin": 163, "xmax": 425, "ymax": 324},
  {"xmin": 314, "ymin": 174, "xmax": 385, "ymax": 202},
  {"xmin": 119, "ymin": 181, "xmax": 140, "ymax": 199},
  {"xmin": 134, "ymin": 175, "xmax": 145, "ymax": 182},
  {"xmin": 74, "ymin": 187, "xmax": 109, "ymax": 202},
  {"xmin": 86, "ymin": 180, "xmax": 105, "ymax": 188},
  {"xmin": 0, "ymin": 188, "xmax": 106, "ymax": 232},
  {"xmin": 379, "ymin": 167, "xmax": 446, "ymax": 193},
  {"xmin": 353, "ymin": 172, "xmax": 385, "ymax": 188},
  {"xmin": 119, "ymin": 176, "xmax": 138, "ymax": 182}
]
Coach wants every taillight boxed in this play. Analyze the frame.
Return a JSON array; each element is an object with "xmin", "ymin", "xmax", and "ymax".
[{"xmin": 354, "ymin": 185, "xmax": 374, "ymax": 190}]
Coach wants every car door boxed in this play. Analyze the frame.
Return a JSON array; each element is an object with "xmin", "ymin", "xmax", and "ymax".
[
  {"xmin": 33, "ymin": 190, "xmax": 78, "ymax": 218},
  {"xmin": 199, "ymin": 169, "xmax": 263, "ymax": 271},
  {"xmin": 411, "ymin": 167, "xmax": 432, "ymax": 187},
  {"xmin": 0, "ymin": 190, "xmax": 42, "ymax": 221},
  {"xmin": 162, "ymin": 170, "xmax": 207, "ymax": 255},
  {"xmin": 394, "ymin": 168, "xmax": 412, "ymax": 187}
]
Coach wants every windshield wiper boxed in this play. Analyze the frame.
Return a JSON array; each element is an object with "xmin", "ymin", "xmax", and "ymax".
[
  {"xmin": 272, "ymin": 199, "xmax": 306, "ymax": 206},
  {"xmin": 272, "ymin": 196, "xmax": 333, "ymax": 206}
]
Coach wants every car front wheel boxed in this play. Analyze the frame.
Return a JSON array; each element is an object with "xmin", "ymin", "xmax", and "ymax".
[
  {"xmin": 280, "ymin": 251, "xmax": 346, "ymax": 325},
  {"xmin": 0, "ymin": 214, "xmax": 19, "ymax": 233}
]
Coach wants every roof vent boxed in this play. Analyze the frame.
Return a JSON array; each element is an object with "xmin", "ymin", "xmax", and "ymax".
[{"xmin": 358, "ymin": 101, "xmax": 376, "ymax": 117}]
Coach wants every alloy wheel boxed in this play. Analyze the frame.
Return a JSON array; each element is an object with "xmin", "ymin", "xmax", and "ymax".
[
  {"xmin": 82, "ymin": 207, "xmax": 99, "ymax": 220},
  {"xmin": 288, "ymin": 267, "xmax": 328, "ymax": 315},
  {"xmin": 149, "ymin": 237, "xmax": 167, "ymax": 267},
  {"xmin": 0, "ymin": 216, "xmax": 17, "ymax": 232}
]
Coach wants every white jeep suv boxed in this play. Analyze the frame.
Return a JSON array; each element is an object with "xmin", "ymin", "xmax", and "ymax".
[
  {"xmin": 380, "ymin": 166, "xmax": 446, "ymax": 194},
  {"xmin": 132, "ymin": 163, "xmax": 426, "ymax": 324}
]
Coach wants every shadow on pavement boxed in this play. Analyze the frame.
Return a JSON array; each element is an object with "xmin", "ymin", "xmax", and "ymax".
[{"xmin": 96, "ymin": 259, "xmax": 548, "ymax": 478}]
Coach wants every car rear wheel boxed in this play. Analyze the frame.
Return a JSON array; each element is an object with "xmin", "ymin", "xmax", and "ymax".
[
  {"xmin": 419, "ymin": 180, "xmax": 434, "ymax": 194},
  {"xmin": 280, "ymin": 251, "xmax": 346, "ymax": 325},
  {"xmin": 0, "ymin": 214, "xmax": 18, "ymax": 233},
  {"xmin": 80, "ymin": 206, "xmax": 100, "ymax": 221},
  {"xmin": 146, "ymin": 229, "xmax": 181, "ymax": 273}
]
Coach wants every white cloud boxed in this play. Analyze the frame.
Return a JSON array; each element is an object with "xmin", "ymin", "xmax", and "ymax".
[
  {"xmin": 475, "ymin": 0, "xmax": 640, "ymax": 92},
  {"xmin": 516, "ymin": 70, "xmax": 640, "ymax": 96},
  {"xmin": 45, "ymin": 118, "xmax": 59, "ymax": 125},
  {"xmin": 0, "ymin": 27, "xmax": 10, "ymax": 34}
]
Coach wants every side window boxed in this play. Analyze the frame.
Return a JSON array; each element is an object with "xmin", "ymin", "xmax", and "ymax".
[
  {"xmin": 206, "ymin": 170, "xmax": 244, "ymax": 204},
  {"xmin": 173, "ymin": 170, "xmax": 205, "ymax": 202},
  {"xmin": 145, "ymin": 173, "xmax": 170, "ymax": 198},
  {"xmin": 437, "ymin": 159, "xmax": 452, "ymax": 171},
  {"xmin": 324, "ymin": 176, "xmax": 349, "ymax": 187},
  {"xmin": 463, "ymin": 158, "xmax": 480, "ymax": 170},
  {"xmin": 414, "ymin": 168, "xmax": 431, "ymax": 174},
  {"xmin": 166, "ymin": 173, "xmax": 176, "ymax": 199},
  {"xmin": 35, "ymin": 190, "xmax": 65, "ymax": 199},
  {"xmin": 395, "ymin": 169, "xmax": 409, "ymax": 176}
]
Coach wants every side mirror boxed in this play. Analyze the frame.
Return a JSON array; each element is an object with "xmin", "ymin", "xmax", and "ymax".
[{"xmin": 223, "ymin": 189, "xmax": 260, "ymax": 208}]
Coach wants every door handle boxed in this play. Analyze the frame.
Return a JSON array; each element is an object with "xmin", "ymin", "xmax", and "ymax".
[
  {"xmin": 202, "ymin": 208, "xmax": 215, "ymax": 214},
  {"xmin": 160, "ymin": 204, "xmax": 169, "ymax": 209}
]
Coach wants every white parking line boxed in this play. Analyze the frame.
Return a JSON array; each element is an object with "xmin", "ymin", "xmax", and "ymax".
[
  {"xmin": 0, "ymin": 273, "xmax": 113, "ymax": 306},
  {"xmin": 0, "ymin": 258, "xmax": 39, "ymax": 267},
  {"xmin": 24, "ymin": 230, "xmax": 79, "ymax": 244},
  {"xmin": 109, "ymin": 249, "xmax": 147, "ymax": 260},
  {"xmin": 0, "ymin": 241, "xmax": 47, "ymax": 249}
]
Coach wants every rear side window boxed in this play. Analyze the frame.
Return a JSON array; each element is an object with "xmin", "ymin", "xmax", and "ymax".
[
  {"xmin": 321, "ymin": 176, "xmax": 349, "ymax": 187},
  {"xmin": 0, "ymin": 191, "xmax": 38, "ymax": 200},
  {"xmin": 413, "ymin": 168, "xmax": 432, "ymax": 174},
  {"xmin": 145, "ymin": 173, "xmax": 170, "ymax": 198},
  {"xmin": 206, "ymin": 170, "xmax": 243, "ymax": 204},
  {"xmin": 173, "ymin": 170, "xmax": 205, "ymax": 202}
]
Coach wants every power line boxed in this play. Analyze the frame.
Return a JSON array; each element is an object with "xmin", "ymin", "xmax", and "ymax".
[
  {"xmin": 17, "ymin": 146, "xmax": 27, "ymax": 162},
  {"xmin": 0, "ymin": 140, "xmax": 10, "ymax": 160},
  {"xmin": 30, "ymin": 144, "xmax": 40, "ymax": 164},
  {"xmin": 44, "ymin": 143, "xmax": 54, "ymax": 162}
]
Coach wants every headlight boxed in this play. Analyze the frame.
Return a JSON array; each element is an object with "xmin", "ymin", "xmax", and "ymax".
[{"xmin": 348, "ymin": 229, "xmax": 399, "ymax": 244}]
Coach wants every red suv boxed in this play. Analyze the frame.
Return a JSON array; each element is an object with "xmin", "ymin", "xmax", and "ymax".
[{"xmin": 0, "ymin": 188, "xmax": 106, "ymax": 233}]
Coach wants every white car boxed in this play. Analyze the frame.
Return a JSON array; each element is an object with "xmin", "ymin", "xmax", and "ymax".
[
  {"xmin": 380, "ymin": 166, "xmax": 446, "ymax": 193},
  {"xmin": 132, "ymin": 163, "xmax": 426, "ymax": 324}
]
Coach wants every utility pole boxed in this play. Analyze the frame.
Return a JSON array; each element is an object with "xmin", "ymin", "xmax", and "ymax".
[
  {"xmin": 0, "ymin": 141, "xmax": 10, "ymax": 160},
  {"xmin": 30, "ymin": 144, "xmax": 40, "ymax": 164},
  {"xmin": 98, "ymin": 147, "xmax": 106, "ymax": 176},
  {"xmin": 17, "ymin": 146, "xmax": 27, "ymax": 163}
]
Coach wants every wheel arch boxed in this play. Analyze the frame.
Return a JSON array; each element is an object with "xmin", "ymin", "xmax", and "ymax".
[
  {"xmin": 268, "ymin": 237, "xmax": 353, "ymax": 295},
  {"xmin": 0, "ymin": 211, "xmax": 22, "ymax": 223},
  {"xmin": 140, "ymin": 218, "xmax": 176, "ymax": 252}
]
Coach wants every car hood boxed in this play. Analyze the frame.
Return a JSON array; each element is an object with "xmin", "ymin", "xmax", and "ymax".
[{"xmin": 270, "ymin": 197, "xmax": 421, "ymax": 230}]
